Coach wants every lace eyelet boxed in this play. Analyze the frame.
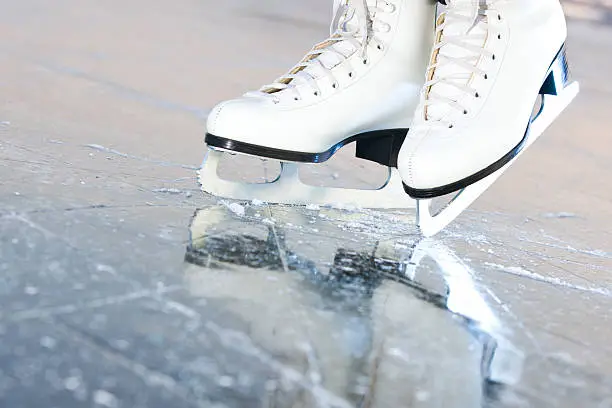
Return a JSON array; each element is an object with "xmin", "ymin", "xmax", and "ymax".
[
  {"xmin": 448, "ymin": 124, "xmax": 454, "ymax": 129},
  {"xmin": 497, "ymin": 34, "xmax": 501, "ymax": 40},
  {"xmin": 332, "ymin": 83, "xmax": 338, "ymax": 89},
  {"xmin": 363, "ymin": 59, "xmax": 368, "ymax": 65},
  {"xmin": 294, "ymin": 97, "xmax": 300, "ymax": 101},
  {"xmin": 463, "ymin": 110, "xmax": 468, "ymax": 115},
  {"xmin": 484, "ymin": 73, "xmax": 488, "ymax": 80},
  {"xmin": 498, "ymin": 14, "xmax": 502, "ymax": 21},
  {"xmin": 314, "ymin": 91, "xmax": 319, "ymax": 96},
  {"xmin": 475, "ymin": 92, "xmax": 480, "ymax": 98},
  {"xmin": 377, "ymin": 45, "xmax": 382, "ymax": 50},
  {"xmin": 348, "ymin": 72, "xmax": 353, "ymax": 78},
  {"xmin": 492, "ymin": 54, "xmax": 496, "ymax": 60}
]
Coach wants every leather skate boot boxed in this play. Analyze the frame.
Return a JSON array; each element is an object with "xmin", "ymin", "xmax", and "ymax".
[
  {"xmin": 399, "ymin": 0, "xmax": 575, "ymax": 198},
  {"xmin": 205, "ymin": 0, "xmax": 435, "ymax": 164}
]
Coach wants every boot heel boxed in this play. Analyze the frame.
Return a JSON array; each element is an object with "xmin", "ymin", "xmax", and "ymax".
[
  {"xmin": 539, "ymin": 44, "xmax": 571, "ymax": 96},
  {"xmin": 355, "ymin": 129, "xmax": 407, "ymax": 168}
]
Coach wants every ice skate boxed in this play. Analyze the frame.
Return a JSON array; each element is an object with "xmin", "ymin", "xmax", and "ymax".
[
  {"xmin": 200, "ymin": 0, "xmax": 435, "ymax": 208},
  {"xmin": 398, "ymin": 0, "xmax": 580, "ymax": 236}
]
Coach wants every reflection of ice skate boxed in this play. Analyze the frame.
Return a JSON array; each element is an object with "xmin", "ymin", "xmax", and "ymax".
[
  {"xmin": 199, "ymin": 0, "xmax": 436, "ymax": 208},
  {"xmin": 406, "ymin": 239, "xmax": 524, "ymax": 387},
  {"xmin": 185, "ymin": 207, "xmax": 364, "ymax": 407},
  {"xmin": 184, "ymin": 205, "xmax": 524, "ymax": 405},
  {"xmin": 399, "ymin": 0, "xmax": 580, "ymax": 236}
]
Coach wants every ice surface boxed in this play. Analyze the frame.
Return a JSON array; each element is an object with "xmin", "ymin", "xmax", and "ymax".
[{"xmin": 0, "ymin": 1, "xmax": 611, "ymax": 407}]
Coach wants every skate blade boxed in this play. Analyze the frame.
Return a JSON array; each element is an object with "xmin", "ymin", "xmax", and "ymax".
[
  {"xmin": 198, "ymin": 149, "xmax": 415, "ymax": 209},
  {"xmin": 418, "ymin": 81, "xmax": 580, "ymax": 237}
]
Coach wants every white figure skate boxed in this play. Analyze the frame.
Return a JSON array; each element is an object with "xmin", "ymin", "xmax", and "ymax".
[
  {"xmin": 200, "ymin": 0, "xmax": 435, "ymax": 208},
  {"xmin": 398, "ymin": 0, "xmax": 580, "ymax": 236}
]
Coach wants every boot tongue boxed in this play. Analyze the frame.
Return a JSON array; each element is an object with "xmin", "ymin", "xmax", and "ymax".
[{"xmin": 426, "ymin": 2, "xmax": 487, "ymax": 121}]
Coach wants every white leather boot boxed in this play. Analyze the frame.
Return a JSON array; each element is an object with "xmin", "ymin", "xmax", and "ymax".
[
  {"xmin": 205, "ymin": 0, "xmax": 435, "ymax": 164},
  {"xmin": 399, "ymin": 0, "xmax": 575, "ymax": 198}
]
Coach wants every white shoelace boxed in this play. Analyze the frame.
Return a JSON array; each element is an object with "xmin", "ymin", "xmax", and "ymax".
[
  {"xmin": 247, "ymin": 0, "xmax": 395, "ymax": 101},
  {"xmin": 423, "ymin": 0, "xmax": 503, "ymax": 127}
]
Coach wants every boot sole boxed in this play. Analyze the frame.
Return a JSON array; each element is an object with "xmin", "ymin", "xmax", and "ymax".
[{"xmin": 205, "ymin": 128, "xmax": 408, "ymax": 167}]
